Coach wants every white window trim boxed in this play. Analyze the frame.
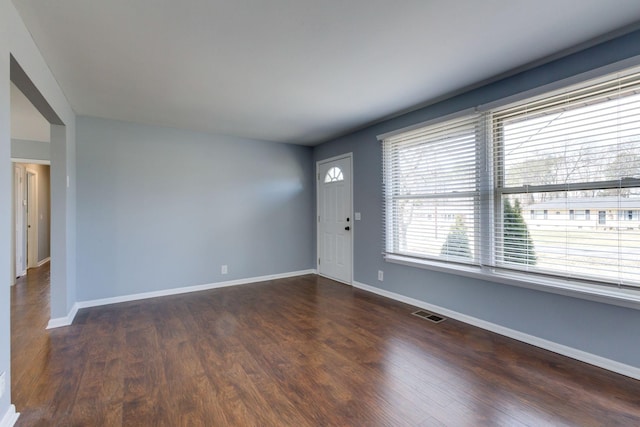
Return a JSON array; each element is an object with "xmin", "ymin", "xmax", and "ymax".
[
  {"xmin": 377, "ymin": 107, "xmax": 478, "ymax": 142},
  {"xmin": 379, "ymin": 56, "xmax": 640, "ymax": 310}
]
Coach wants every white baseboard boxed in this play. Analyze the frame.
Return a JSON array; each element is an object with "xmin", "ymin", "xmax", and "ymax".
[
  {"xmin": 46, "ymin": 269, "xmax": 317, "ymax": 329},
  {"xmin": 46, "ymin": 302, "xmax": 79, "ymax": 329},
  {"xmin": 37, "ymin": 257, "xmax": 51, "ymax": 267},
  {"xmin": 353, "ymin": 280, "xmax": 640, "ymax": 381},
  {"xmin": 0, "ymin": 405, "xmax": 19, "ymax": 427}
]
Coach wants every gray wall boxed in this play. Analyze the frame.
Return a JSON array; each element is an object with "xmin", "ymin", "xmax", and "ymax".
[
  {"xmin": 76, "ymin": 116, "xmax": 314, "ymax": 301},
  {"xmin": 11, "ymin": 138, "xmax": 49, "ymax": 161},
  {"xmin": 314, "ymin": 30, "xmax": 640, "ymax": 369},
  {"xmin": 0, "ymin": 49, "xmax": 10, "ymax": 417}
]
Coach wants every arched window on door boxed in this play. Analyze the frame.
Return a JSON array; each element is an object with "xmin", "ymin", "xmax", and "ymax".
[{"xmin": 324, "ymin": 166, "xmax": 344, "ymax": 183}]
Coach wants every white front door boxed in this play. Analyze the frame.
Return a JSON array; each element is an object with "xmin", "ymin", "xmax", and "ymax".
[{"xmin": 317, "ymin": 155, "xmax": 352, "ymax": 284}]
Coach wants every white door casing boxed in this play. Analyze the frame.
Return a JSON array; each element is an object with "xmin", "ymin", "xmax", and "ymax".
[
  {"xmin": 317, "ymin": 154, "xmax": 353, "ymax": 284},
  {"xmin": 27, "ymin": 169, "xmax": 38, "ymax": 268},
  {"xmin": 14, "ymin": 164, "xmax": 27, "ymax": 278}
]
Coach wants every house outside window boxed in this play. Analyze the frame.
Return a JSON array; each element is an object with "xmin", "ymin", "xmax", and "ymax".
[{"xmin": 618, "ymin": 210, "xmax": 639, "ymax": 221}]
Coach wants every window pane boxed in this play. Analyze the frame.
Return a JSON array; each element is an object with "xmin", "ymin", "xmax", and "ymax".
[
  {"xmin": 394, "ymin": 198, "xmax": 475, "ymax": 260},
  {"xmin": 324, "ymin": 166, "xmax": 344, "ymax": 183},
  {"xmin": 499, "ymin": 191, "xmax": 640, "ymax": 285},
  {"xmin": 391, "ymin": 128, "xmax": 477, "ymax": 196},
  {"xmin": 383, "ymin": 113, "xmax": 481, "ymax": 266},
  {"xmin": 501, "ymin": 93, "xmax": 640, "ymax": 187},
  {"xmin": 495, "ymin": 70, "xmax": 640, "ymax": 287}
]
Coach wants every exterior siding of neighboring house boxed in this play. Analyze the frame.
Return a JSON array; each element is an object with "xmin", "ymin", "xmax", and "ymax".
[{"xmin": 524, "ymin": 196, "xmax": 640, "ymax": 230}]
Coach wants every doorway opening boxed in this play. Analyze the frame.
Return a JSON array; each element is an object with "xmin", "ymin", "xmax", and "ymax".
[
  {"xmin": 12, "ymin": 162, "xmax": 51, "ymax": 280},
  {"xmin": 10, "ymin": 78, "xmax": 52, "ymax": 282}
]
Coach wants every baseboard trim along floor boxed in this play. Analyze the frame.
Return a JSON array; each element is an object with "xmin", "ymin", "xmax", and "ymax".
[
  {"xmin": 352, "ymin": 280, "xmax": 640, "ymax": 381},
  {"xmin": 46, "ymin": 272, "xmax": 639, "ymax": 381},
  {"xmin": 47, "ymin": 269, "xmax": 317, "ymax": 329},
  {"xmin": 0, "ymin": 405, "xmax": 19, "ymax": 427}
]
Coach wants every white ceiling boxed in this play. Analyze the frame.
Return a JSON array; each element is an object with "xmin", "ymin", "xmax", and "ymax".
[
  {"xmin": 10, "ymin": 81, "xmax": 50, "ymax": 142},
  {"xmin": 12, "ymin": 0, "xmax": 640, "ymax": 145}
]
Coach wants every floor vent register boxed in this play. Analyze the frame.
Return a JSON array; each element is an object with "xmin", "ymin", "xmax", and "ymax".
[{"xmin": 411, "ymin": 310, "xmax": 446, "ymax": 323}]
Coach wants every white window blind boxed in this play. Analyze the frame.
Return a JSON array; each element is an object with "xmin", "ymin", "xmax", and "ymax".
[
  {"xmin": 383, "ymin": 113, "xmax": 483, "ymax": 266},
  {"xmin": 493, "ymin": 70, "xmax": 640, "ymax": 288},
  {"xmin": 382, "ymin": 64, "xmax": 640, "ymax": 294}
]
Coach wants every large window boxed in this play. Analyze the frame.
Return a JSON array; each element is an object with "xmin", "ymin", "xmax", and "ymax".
[
  {"xmin": 382, "ymin": 66, "xmax": 640, "ymax": 293},
  {"xmin": 383, "ymin": 113, "xmax": 481, "ymax": 265}
]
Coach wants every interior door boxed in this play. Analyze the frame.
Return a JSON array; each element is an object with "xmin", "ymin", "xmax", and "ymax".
[{"xmin": 318, "ymin": 155, "xmax": 352, "ymax": 284}]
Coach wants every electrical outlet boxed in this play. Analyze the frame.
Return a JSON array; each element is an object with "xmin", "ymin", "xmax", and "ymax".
[
  {"xmin": 378, "ymin": 270, "xmax": 384, "ymax": 281},
  {"xmin": 0, "ymin": 371, "xmax": 5, "ymax": 400},
  {"xmin": 221, "ymin": 265, "xmax": 228, "ymax": 275}
]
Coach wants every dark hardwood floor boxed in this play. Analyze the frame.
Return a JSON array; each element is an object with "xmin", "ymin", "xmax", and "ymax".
[{"xmin": 11, "ymin": 264, "xmax": 640, "ymax": 426}]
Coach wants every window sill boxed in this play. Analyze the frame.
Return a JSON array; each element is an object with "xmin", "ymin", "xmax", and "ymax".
[{"xmin": 384, "ymin": 254, "xmax": 640, "ymax": 310}]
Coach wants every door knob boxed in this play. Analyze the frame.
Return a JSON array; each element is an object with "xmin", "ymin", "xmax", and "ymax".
[{"xmin": 345, "ymin": 226, "xmax": 350, "ymax": 231}]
